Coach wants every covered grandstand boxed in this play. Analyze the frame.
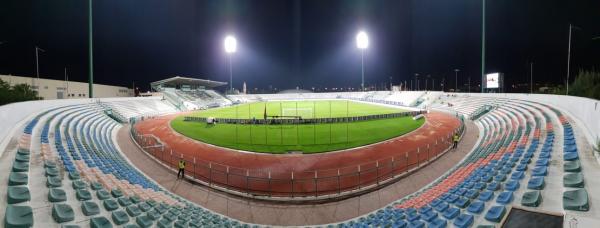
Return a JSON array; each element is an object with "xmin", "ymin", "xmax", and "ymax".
[{"xmin": 150, "ymin": 76, "xmax": 231, "ymax": 111}]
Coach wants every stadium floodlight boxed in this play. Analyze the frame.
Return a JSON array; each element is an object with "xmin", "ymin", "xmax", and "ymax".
[
  {"xmin": 356, "ymin": 31, "xmax": 369, "ymax": 49},
  {"xmin": 224, "ymin": 35, "xmax": 237, "ymax": 53},
  {"xmin": 224, "ymin": 35, "xmax": 237, "ymax": 92},
  {"xmin": 356, "ymin": 31, "xmax": 368, "ymax": 91}
]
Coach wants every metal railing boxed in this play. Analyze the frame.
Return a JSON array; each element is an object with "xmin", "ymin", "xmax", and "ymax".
[
  {"xmin": 183, "ymin": 110, "xmax": 424, "ymax": 125},
  {"xmin": 130, "ymin": 117, "xmax": 465, "ymax": 200}
]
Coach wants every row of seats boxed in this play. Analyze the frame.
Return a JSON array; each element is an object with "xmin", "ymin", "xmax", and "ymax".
[
  {"xmin": 5, "ymin": 109, "xmax": 58, "ymax": 227},
  {"xmin": 552, "ymin": 106, "xmax": 589, "ymax": 211},
  {"xmin": 97, "ymin": 98, "xmax": 178, "ymax": 120},
  {"xmin": 328, "ymin": 97, "xmax": 589, "ymax": 227},
  {"xmin": 3, "ymin": 103, "xmax": 254, "ymax": 227},
  {"xmin": 163, "ymin": 89, "xmax": 231, "ymax": 111}
]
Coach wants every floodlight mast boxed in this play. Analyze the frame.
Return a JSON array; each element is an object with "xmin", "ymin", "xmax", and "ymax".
[
  {"xmin": 356, "ymin": 31, "xmax": 368, "ymax": 91},
  {"xmin": 224, "ymin": 35, "xmax": 237, "ymax": 93}
]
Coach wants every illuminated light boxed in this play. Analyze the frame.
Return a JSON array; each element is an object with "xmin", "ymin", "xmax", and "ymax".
[
  {"xmin": 356, "ymin": 31, "xmax": 369, "ymax": 49},
  {"xmin": 224, "ymin": 35, "xmax": 237, "ymax": 53}
]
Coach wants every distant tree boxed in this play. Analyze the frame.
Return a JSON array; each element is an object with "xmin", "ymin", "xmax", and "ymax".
[
  {"xmin": 554, "ymin": 70, "xmax": 600, "ymax": 100},
  {"xmin": 0, "ymin": 79, "xmax": 10, "ymax": 105},
  {"xmin": 568, "ymin": 70, "xmax": 600, "ymax": 100},
  {"xmin": 11, "ymin": 84, "xmax": 39, "ymax": 101},
  {"xmin": 0, "ymin": 78, "xmax": 40, "ymax": 106}
]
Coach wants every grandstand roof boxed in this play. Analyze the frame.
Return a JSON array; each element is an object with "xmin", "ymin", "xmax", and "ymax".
[
  {"xmin": 278, "ymin": 89, "xmax": 313, "ymax": 94},
  {"xmin": 150, "ymin": 76, "xmax": 227, "ymax": 90}
]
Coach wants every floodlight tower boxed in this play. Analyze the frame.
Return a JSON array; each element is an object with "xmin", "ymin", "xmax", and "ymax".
[
  {"xmin": 224, "ymin": 35, "xmax": 237, "ymax": 93},
  {"xmin": 356, "ymin": 31, "xmax": 369, "ymax": 91}
]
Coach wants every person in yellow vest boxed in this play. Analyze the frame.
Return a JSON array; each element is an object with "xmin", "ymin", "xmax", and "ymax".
[
  {"xmin": 453, "ymin": 133, "xmax": 460, "ymax": 149},
  {"xmin": 177, "ymin": 159, "xmax": 186, "ymax": 179}
]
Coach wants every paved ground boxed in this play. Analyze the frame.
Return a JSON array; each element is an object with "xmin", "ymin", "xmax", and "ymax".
[
  {"xmin": 132, "ymin": 112, "xmax": 462, "ymax": 196},
  {"xmin": 116, "ymin": 119, "xmax": 479, "ymax": 226}
]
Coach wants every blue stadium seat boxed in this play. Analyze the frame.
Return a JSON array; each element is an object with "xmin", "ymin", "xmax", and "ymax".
[
  {"xmin": 466, "ymin": 201, "xmax": 485, "ymax": 214},
  {"xmin": 496, "ymin": 191, "xmax": 514, "ymax": 204},
  {"xmin": 442, "ymin": 207, "xmax": 459, "ymax": 220},
  {"xmin": 453, "ymin": 213, "xmax": 474, "ymax": 228},
  {"xmin": 485, "ymin": 206, "xmax": 506, "ymax": 223},
  {"xmin": 527, "ymin": 177, "xmax": 545, "ymax": 190}
]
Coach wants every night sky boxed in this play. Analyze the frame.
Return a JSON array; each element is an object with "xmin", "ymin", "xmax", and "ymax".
[{"xmin": 0, "ymin": 0, "xmax": 598, "ymax": 92}]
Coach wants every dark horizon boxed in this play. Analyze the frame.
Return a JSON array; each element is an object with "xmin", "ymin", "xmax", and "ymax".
[{"xmin": 0, "ymin": 0, "xmax": 599, "ymax": 92}]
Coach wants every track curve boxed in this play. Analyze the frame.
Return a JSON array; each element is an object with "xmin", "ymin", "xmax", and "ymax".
[{"xmin": 133, "ymin": 111, "xmax": 461, "ymax": 198}]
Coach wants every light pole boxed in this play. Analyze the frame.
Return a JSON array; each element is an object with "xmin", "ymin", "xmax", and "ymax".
[
  {"xmin": 65, "ymin": 67, "xmax": 69, "ymax": 97},
  {"xmin": 89, "ymin": 0, "xmax": 94, "ymax": 98},
  {"xmin": 35, "ymin": 46, "xmax": 45, "ymax": 79},
  {"xmin": 566, "ymin": 24, "xmax": 573, "ymax": 95},
  {"xmin": 530, "ymin": 62, "xmax": 533, "ymax": 94},
  {"xmin": 356, "ymin": 31, "xmax": 369, "ymax": 91},
  {"xmin": 414, "ymin": 73, "xmax": 419, "ymax": 91},
  {"xmin": 454, "ymin": 69, "xmax": 460, "ymax": 92},
  {"xmin": 224, "ymin": 35, "xmax": 237, "ymax": 93},
  {"xmin": 468, "ymin": 77, "xmax": 471, "ymax": 93},
  {"xmin": 565, "ymin": 24, "xmax": 584, "ymax": 95},
  {"xmin": 481, "ymin": 0, "xmax": 486, "ymax": 93},
  {"xmin": 565, "ymin": 25, "xmax": 599, "ymax": 95}
]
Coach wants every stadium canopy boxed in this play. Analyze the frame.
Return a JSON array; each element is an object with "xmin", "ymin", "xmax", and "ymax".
[
  {"xmin": 150, "ymin": 76, "xmax": 227, "ymax": 91},
  {"xmin": 278, "ymin": 89, "xmax": 313, "ymax": 94}
]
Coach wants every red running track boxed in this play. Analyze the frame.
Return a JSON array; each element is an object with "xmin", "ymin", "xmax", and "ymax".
[{"xmin": 133, "ymin": 111, "xmax": 462, "ymax": 197}]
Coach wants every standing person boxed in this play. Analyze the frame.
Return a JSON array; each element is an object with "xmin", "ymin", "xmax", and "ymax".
[
  {"xmin": 453, "ymin": 133, "xmax": 460, "ymax": 149},
  {"xmin": 177, "ymin": 159, "xmax": 186, "ymax": 179}
]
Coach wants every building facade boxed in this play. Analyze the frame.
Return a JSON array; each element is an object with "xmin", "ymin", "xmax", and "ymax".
[{"xmin": 0, "ymin": 75, "xmax": 133, "ymax": 100}]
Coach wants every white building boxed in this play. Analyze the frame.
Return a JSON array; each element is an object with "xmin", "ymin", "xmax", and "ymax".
[{"xmin": 0, "ymin": 75, "xmax": 133, "ymax": 100}]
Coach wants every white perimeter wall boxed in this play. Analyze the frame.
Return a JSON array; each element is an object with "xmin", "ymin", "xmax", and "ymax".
[{"xmin": 0, "ymin": 75, "xmax": 133, "ymax": 99}]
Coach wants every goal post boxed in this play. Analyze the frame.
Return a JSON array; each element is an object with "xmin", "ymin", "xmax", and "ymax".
[{"xmin": 282, "ymin": 107, "xmax": 314, "ymax": 118}]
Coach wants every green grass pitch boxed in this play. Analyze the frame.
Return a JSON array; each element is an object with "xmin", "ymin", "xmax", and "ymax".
[{"xmin": 170, "ymin": 100, "xmax": 425, "ymax": 154}]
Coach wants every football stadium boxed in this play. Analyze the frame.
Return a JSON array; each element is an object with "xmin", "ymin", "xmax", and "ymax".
[{"xmin": 1, "ymin": 1, "xmax": 600, "ymax": 228}]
